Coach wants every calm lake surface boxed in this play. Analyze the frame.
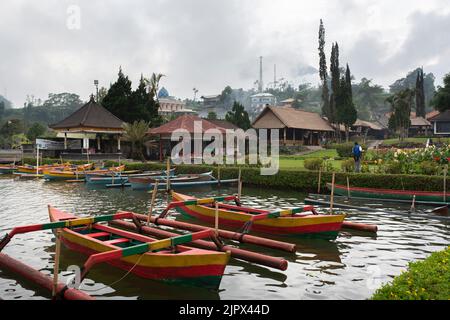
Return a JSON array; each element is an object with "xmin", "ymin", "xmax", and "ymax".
[{"xmin": 0, "ymin": 175, "xmax": 448, "ymax": 300}]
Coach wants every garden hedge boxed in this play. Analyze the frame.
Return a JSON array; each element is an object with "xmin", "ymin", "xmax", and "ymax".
[
  {"xmin": 372, "ymin": 247, "xmax": 450, "ymax": 300},
  {"xmin": 103, "ymin": 161, "xmax": 450, "ymax": 193}
]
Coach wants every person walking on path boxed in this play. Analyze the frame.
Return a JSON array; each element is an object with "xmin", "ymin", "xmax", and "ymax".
[{"xmin": 352, "ymin": 142, "xmax": 363, "ymax": 173}]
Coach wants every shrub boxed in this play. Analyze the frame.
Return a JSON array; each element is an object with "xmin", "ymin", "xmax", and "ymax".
[
  {"xmin": 279, "ymin": 145, "xmax": 308, "ymax": 155},
  {"xmin": 417, "ymin": 161, "xmax": 440, "ymax": 176},
  {"xmin": 304, "ymin": 158, "xmax": 323, "ymax": 171},
  {"xmin": 333, "ymin": 143, "xmax": 366, "ymax": 158},
  {"xmin": 372, "ymin": 247, "xmax": 450, "ymax": 300},
  {"xmin": 384, "ymin": 161, "xmax": 403, "ymax": 174},
  {"xmin": 322, "ymin": 160, "xmax": 334, "ymax": 172},
  {"xmin": 341, "ymin": 158, "xmax": 355, "ymax": 173}
]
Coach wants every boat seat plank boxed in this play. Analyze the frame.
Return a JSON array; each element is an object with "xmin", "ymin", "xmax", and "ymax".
[
  {"xmin": 87, "ymin": 232, "xmax": 110, "ymax": 238},
  {"xmin": 104, "ymin": 238, "xmax": 130, "ymax": 245}
]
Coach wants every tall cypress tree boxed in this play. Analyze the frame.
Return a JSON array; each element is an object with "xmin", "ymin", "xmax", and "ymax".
[
  {"xmin": 318, "ymin": 19, "xmax": 330, "ymax": 119},
  {"xmin": 329, "ymin": 43, "xmax": 340, "ymax": 132},
  {"xmin": 336, "ymin": 64, "xmax": 357, "ymax": 142},
  {"xmin": 415, "ymin": 68, "xmax": 426, "ymax": 118}
]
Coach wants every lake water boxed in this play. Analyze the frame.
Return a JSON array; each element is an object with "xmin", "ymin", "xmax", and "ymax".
[{"xmin": 0, "ymin": 175, "xmax": 448, "ymax": 300}]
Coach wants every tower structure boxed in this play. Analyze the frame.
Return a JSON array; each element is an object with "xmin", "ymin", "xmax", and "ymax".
[{"xmin": 258, "ymin": 56, "xmax": 263, "ymax": 93}]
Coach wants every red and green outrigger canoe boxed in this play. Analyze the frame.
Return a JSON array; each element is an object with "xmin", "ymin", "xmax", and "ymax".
[
  {"xmin": 171, "ymin": 192, "xmax": 346, "ymax": 238},
  {"xmin": 328, "ymin": 183, "xmax": 450, "ymax": 203},
  {"xmin": 47, "ymin": 206, "xmax": 230, "ymax": 290}
]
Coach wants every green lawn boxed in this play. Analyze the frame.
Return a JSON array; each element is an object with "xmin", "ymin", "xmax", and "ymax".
[
  {"xmin": 279, "ymin": 149, "xmax": 342, "ymax": 170},
  {"xmin": 381, "ymin": 137, "xmax": 450, "ymax": 146},
  {"xmin": 280, "ymin": 149, "xmax": 338, "ymax": 160}
]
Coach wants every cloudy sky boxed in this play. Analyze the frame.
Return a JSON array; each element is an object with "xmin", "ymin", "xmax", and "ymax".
[{"xmin": 1, "ymin": 0, "xmax": 449, "ymax": 107}]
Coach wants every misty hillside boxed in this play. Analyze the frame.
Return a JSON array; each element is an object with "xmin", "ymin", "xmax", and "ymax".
[{"xmin": 0, "ymin": 95, "xmax": 12, "ymax": 109}]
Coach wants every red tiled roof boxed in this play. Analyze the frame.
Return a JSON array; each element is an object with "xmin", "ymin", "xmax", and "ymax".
[{"xmin": 148, "ymin": 114, "xmax": 232, "ymax": 135}]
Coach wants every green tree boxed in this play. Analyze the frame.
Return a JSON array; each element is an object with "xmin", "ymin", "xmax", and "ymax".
[
  {"xmin": 329, "ymin": 42, "xmax": 340, "ymax": 126},
  {"xmin": 0, "ymin": 119, "xmax": 23, "ymax": 137},
  {"xmin": 122, "ymin": 120, "xmax": 150, "ymax": 160},
  {"xmin": 207, "ymin": 111, "xmax": 218, "ymax": 120},
  {"xmin": 98, "ymin": 87, "xmax": 108, "ymax": 104},
  {"xmin": 0, "ymin": 119, "xmax": 24, "ymax": 148},
  {"xmin": 43, "ymin": 93, "xmax": 83, "ymax": 108},
  {"xmin": 318, "ymin": 19, "xmax": 331, "ymax": 119},
  {"xmin": 0, "ymin": 101, "xmax": 4, "ymax": 122},
  {"xmin": 388, "ymin": 89, "xmax": 414, "ymax": 141},
  {"xmin": 352, "ymin": 78, "xmax": 388, "ymax": 120},
  {"xmin": 336, "ymin": 65, "xmax": 357, "ymax": 142},
  {"xmin": 432, "ymin": 73, "xmax": 450, "ymax": 112},
  {"xmin": 26, "ymin": 122, "xmax": 47, "ymax": 141},
  {"xmin": 102, "ymin": 67, "xmax": 133, "ymax": 122},
  {"xmin": 130, "ymin": 75, "xmax": 154, "ymax": 123},
  {"xmin": 390, "ymin": 68, "xmax": 436, "ymax": 109},
  {"xmin": 415, "ymin": 68, "xmax": 426, "ymax": 117},
  {"xmin": 225, "ymin": 102, "xmax": 251, "ymax": 130}
]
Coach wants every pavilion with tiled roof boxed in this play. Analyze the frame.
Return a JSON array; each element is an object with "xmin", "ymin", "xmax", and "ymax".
[
  {"xmin": 252, "ymin": 106, "xmax": 334, "ymax": 146},
  {"xmin": 147, "ymin": 114, "xmax": 238, "ymax": 161},
  {"xmin": 50, "ymin": 96, "xmax": 125, "ymax": 153}
]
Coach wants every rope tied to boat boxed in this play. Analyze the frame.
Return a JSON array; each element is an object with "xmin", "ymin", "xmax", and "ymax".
[{"xmin": 73, "ymin": 253, "xmax": 147, "ymax": 294}]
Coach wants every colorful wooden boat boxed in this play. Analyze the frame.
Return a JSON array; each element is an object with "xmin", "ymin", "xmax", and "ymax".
[
  {"xmin": 17, "ymin": 163, "xmax": 70, "ymax": 174},
  {"xmin": 48, "ymin": 206, "xmax": 230, "ymax": 290},
  {"xmin": 44, "ymin": 165, "xmax": 125, "ymax": 181},
  {"xmin": 171, "ymin": 192, "xmax": 346, "ymax": 238},
  {"xmin": 0, "ymin": 164, "xmax": 17, "ymax": 174},
  {"xmin": 129, "ymin": 171, "xmax": 213, "ymax": 190},
  {"xmin": 147, "ymin": 179, "xmax": 239, "ymax": 190},
  {"xmin": 328, "ymin": 183, "xmax": 450, "ymax": 203},
  {"xmin": 85, "ymin": 169, "xmax": 176, "ymax": 186}
]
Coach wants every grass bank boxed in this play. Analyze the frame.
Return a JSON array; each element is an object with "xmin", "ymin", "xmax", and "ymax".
[{"xmin": 372, "ymin": 247, "xmax": 450, "ymax": 300}]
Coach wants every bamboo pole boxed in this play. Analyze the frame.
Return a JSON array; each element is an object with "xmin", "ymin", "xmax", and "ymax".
[
  {"xmin": 52, "ymin": 230, "xmax": 62, "ymax": 298},
  {"xmin": 147, "ymin": 180, "xmax": 159, "ymax": 226},
  {"xmin": 217, "ymin": 166, "xmax": 221, "ymax": 187},
  {"xmin": 317, "ymin": 168, "xmax": 322, "ymax": 194},
  {"xmin": 166, "ymin": 157, "xmax": 171, "ymax": 192},
  {"xmin": 36, "ymin": 145, "xmax": 39, "ymax": 178},
  {"xmin": 330, "ymin": 172, "xmax": 336, "ymax": 214},
  {"xmin": 411, "ymin": 195, "xmax": 416, "ymax": 212},
  {"xmin": 444, "ymin": 165, "xmax": 448, "ymax": 202},
  {"xmin": 238, "ymin": 168, "xmax": 242, "ymax": 199},
  {"xmin": 214, "ymin": 201, "xmax": 219, "ymax": 236},
  {"xmin": 347, "ymin": 176, "xmax": 351, "ymax": 199}
]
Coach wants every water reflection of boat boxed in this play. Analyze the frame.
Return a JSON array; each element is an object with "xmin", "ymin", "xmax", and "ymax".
[
  {"xmin": 230, "ymin": 259, "xmax": 288, "ymax": 283},
  {"xmin": 51, "ymin": 245, "xmax": 221, "ymax": 300}
]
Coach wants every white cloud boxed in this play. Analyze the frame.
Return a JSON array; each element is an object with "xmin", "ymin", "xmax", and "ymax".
[{"xmin": 0, "ymin": 0, "xmax": 449, "ymax": 106}]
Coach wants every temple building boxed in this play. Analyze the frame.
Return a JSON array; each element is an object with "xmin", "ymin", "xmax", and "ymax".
[{"xmin": 157, "ymin": 87, "xmax": 195, "ymax": 116}]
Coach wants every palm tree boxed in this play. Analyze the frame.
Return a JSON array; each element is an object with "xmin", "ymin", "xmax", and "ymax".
[
  {"xmin": 146, "ymin": 73, "xmax": 165, "ymax": 100},
  {"xmin": 122, "ymin": 120, "xmax": 150, "ymax": 160}
]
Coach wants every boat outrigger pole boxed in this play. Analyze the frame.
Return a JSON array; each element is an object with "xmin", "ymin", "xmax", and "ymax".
[
  {"xmin": 77, "ymin": 230, "xmax": 215, "ymax": 284},
  {"xmin": 0, "ymin": 211, "xmax": 136, "ymax": 252},
  {"xmin": 157, "ymin": 196, "xmax": 239, "ymax": 219}
]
